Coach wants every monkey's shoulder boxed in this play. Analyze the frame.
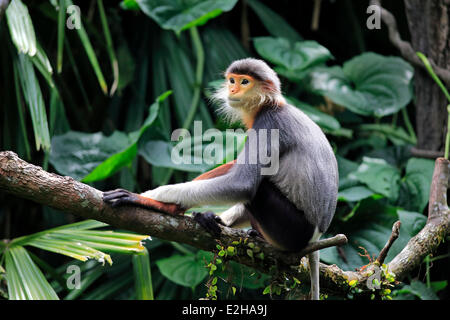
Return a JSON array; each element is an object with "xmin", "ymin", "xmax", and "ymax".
[{"xmin": 252, "ymin": 103, "xmax": 321, "ymax": 144}]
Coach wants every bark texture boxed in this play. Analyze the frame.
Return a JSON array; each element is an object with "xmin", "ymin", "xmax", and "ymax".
[{"xmin": 404, "ymin": 0, "xmax": 450, "ymax": 152}]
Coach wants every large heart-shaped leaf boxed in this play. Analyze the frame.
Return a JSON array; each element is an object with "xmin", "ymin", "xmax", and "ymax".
[
  {"xmin": 50, "ymin": 92, "xmax": 171, "ymax": 181},
  {"xmin": 254, "ymin": 37, "xmax": 332, "ymax": 73},
  {"xmin": 136, "ymin": 0, "xmax": 238, "ymax": 33},
  {"xmin": 338, "ymin": 186, "xmax": 376, "ymax": 202},
  {"xmin": 351, "ymin": 157, "xmax": 401, "ymax": 200},
  {"xmin": 82, "ymin": 91, "xmax": 171, "ymax": 182},
  {"xmin": 394, "ymin": 279, "xmax": 439, "ymax": 300},
  {"xmin": 50, "ymin": 131, "xmax": 131, "ymax": 180},
  {"xmin": 396, "ymin": 158, "xmax": 435, "ymax": 212},
  {"xmin": 156, "ymin": 254, "xmax": 208, "ymax": 288},
  {"xmin": 308, "ymin": 52, "xmax": 414, "ymax": 117},
  {"xmin": 139, "ymin": 130, "xmax": 247, "ymax": 173},
  {"xmin": 337, "ymin": 155, "xmax": 360, "ymax": 189}
]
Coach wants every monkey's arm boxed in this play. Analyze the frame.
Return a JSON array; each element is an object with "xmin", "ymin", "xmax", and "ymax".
[
  {"xmin": 103, "ymin": 160, "xmax": 238, "ymax": 214},
  {"xmin": 140, "ymin": 164, "xmax": 259, "ymax": 209},
  {"xmin": 142, "ymin": 124, "xmax": 280, "ymax": 209}
]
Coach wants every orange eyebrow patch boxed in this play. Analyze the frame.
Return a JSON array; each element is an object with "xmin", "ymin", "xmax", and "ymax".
[{"xmin": 226, "ymin": 73, "xmax": 255, "ymax": 82}]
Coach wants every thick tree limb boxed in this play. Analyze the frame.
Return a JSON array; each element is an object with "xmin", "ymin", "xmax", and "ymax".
[
  {"xmin": 370, "ymin": 0, "xmax": 450, "ymax": 87},
  {"xmin": 0, "ymin": 151, "xmax": 449, "ymax": 295}
]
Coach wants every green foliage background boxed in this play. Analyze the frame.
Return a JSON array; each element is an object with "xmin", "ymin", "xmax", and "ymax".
[{"xmin": 0, "ymin": 0, "xmax": 448, "ymax": 300}]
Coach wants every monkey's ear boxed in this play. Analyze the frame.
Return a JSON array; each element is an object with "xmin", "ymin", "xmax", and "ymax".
[{"xmin": 262, "ymin": 80, "xmax": 277, "ymax": 92}]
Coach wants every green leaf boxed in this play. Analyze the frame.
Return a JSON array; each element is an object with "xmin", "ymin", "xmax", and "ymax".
[
  {"xmin": 286, "ymin": 97, "xmax": 341, "ymax": 131},
  {"xmin": 81, "ymin": 272, "xmax": 133, "ymax": 300},
  {"xmin": 120, "ymin": 0, "xmax": 140, "ymax": 10},
  {"xmin": 50, "ymin": 130, "xmax": 131, "ymax": 180},
  {"xmin": 337, "ymin": 155, "xmax": 360, "ymax": 189},
  {"xmin": 64, "ymin": 0, "xmax": 108, "ymax": 94},
  {"xmin": 403, "ymin": 280, "xmax": 439, "ymax": 300},
  {"xmin": 430, "ymin": 280, "xmax": 447, "ymax": 293},
  {"xmin": 358, "ymin": 124, "xmax": 416, "ymax": 145},
  {"xmin": 13, "ymin": 62, "xmax": 32, "ymax": 160},
  {"xmin": 416, "ymin": 52, "xmax": 450, "ymax": 102},
  {"xmin": 247, "ymin": 0, "xmax": 302, "ymax": 43},
  {"xmin": 160, "ymin": 31, "xmax": 213, "ymax": 129},
  {"xmin": 15, "ymin": 53, "xmax": 51, "ymax": 151},
  {"xmin": 50, "ymin": 92, "xmax": 171, "ymax": 181},
  {"xmin": 338, "ymin": 186, "xmax": 376, "ymax": 202},
  {"xmin": 56, "ymin": 0, "xmax": 65, "ymax": 73},
  {"xmin": 116, "ymin": 41, "xmax": 136, "ymax": 91},
  {"xmin": 136, "ymin": 0, "xmax": 238, "ymax": 33},
  {"xmin": 10, "ymin": 220, "xmax": 149, "ymax": 265},
  {"xmin": 139, "ymin": 130, "xmax": 246, "ymax": 173},
  {"xmin": 6, "ymin": 0, "xmax": 37, "ymax": 56},
  {"xmin": 254, "ymin": 37, "xmax": 332, "ymax": 73},
  {"xmin": 308, "ymin": 52, "xmax": 414, "ymax": 117},
  {"xmin": 5, "ymin": 246, "xmax": 59, "ymax": 300},
  {"xmin": 97, "ymin": 0, "xmax": 119, "ymax": 96},
  {"xmin": 132, "ymin": 248, "xmax": 154, "ymax": 300},
  {"xmin": 397, "ymin": 158, "xmax": 435, "ymax": 212},
  {"xmin": 30, "ymin": 41, "xmax": 54, "ymax": 88},
  {"xmin": 352, "ymin": 157, "xmax": 401, "ymax": 200},
  {"xmin": 156, "ymin": 254, "xmax": 208, "ymax": 288}
]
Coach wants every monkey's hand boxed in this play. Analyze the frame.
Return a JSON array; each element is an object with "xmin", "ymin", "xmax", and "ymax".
[
  {"xmin": 192, "ymin": 211, "xmax": 225, "ymax": 237},
  {"xmin": 103, "ymin": 189, "xmax": 185, "ymax": 215}
]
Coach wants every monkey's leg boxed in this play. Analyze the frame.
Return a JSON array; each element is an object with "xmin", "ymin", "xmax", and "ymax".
[
  {"xmin": 193, "ymin": 203, "xmax": 250, "ymax": 236},
  {"xmin": 308, "ymin": 250, "xmax": 320, "ymax": 300},
  {"xmin": 103, "ymin": 189, "xmax": 185, "ymax": 215}
]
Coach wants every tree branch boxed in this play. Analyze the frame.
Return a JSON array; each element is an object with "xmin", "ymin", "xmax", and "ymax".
[
  {"xmin": 0, "ymin": 151, "xmax": 448, "ymax": 295},
  {"xmin": 370, "ymin": 0, "xmax": 450, "ymax": 87},
  {"xmin": 376, "ymin": 221, "xmax": 401, "ymax": 265},
  {"xmin": 388, "ymin": 158, "xmax": 450, "ymax": 279},
  {"xmin": 0, "ymin": 151, "xmax": 349, "ymax": 293}
]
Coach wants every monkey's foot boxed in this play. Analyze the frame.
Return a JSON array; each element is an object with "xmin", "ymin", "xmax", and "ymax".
[
  {"xmin": 246, "ymin": 228, "xmax": 262, "ymax": 238},
  {"xmin": 246, "ymin": 228, "xmax": 266, "ymax": 242},
  {"xmin": 103, "ymin": 188, "xmax": 185, "ymax": 215},
  {"xmin": 192, "ymin": 211, "xmax": 224, "ymax": 237}
]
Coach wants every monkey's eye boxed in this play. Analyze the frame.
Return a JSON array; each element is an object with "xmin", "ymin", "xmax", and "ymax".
[
  {"xmin": 229, "ymin": 78, "xmax": 235, "ymax": 84},
  {"xmin": 241, "ymin": 79, "xmax": 250, "ymax": 85}
]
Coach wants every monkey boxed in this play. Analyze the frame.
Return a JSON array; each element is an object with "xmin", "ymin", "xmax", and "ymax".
[{"xmin": 103, "ymin": 58, "xmax": 339, "ymax": 300}]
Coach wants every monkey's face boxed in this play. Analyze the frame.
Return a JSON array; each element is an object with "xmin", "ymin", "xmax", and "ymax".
[{"xmin": 225, "ymin": 73, "xmax": 257, "ymax": 108}]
